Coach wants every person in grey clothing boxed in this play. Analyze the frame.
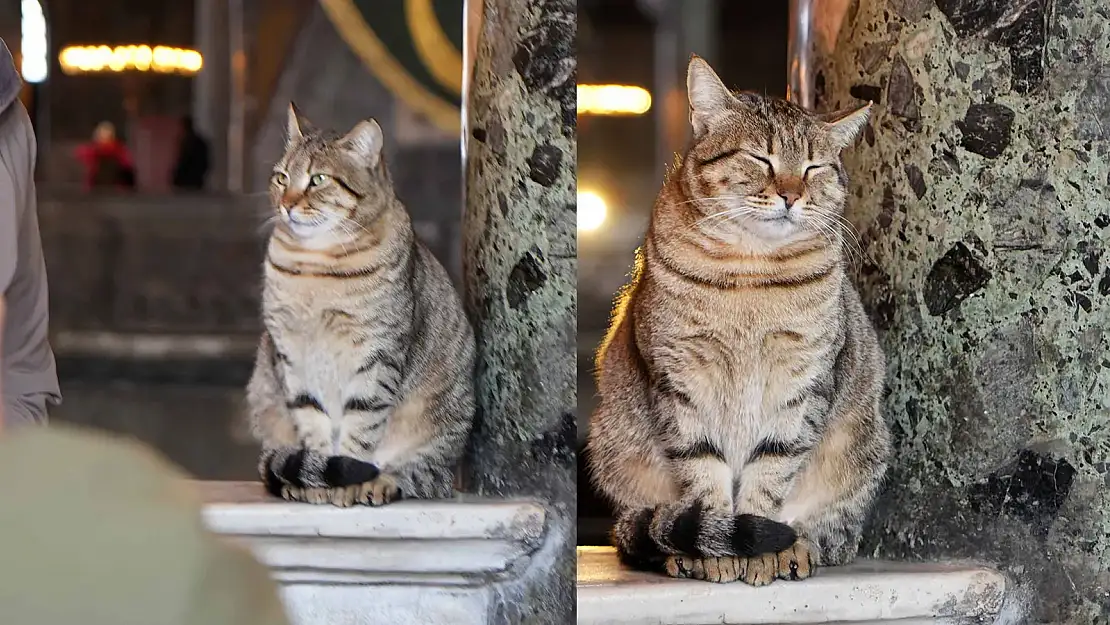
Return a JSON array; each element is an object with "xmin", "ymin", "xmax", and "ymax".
[{"xmin": 0, "ymin": 38, "xmax": 60, "ymax": 430}]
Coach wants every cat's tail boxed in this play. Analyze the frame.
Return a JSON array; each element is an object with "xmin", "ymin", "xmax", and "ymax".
[
  {"xmin": 611, "ymin": 503, "xmax": 796, "ymax": 569},
  {"xmin": 259, "ymin": 447, "xmax": 380, "ymax": 496}
]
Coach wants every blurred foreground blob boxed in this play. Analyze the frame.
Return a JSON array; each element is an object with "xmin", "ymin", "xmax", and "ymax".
[{"xmin": 0, "ymin": 425, "xmax": 290, "ymax": 625}]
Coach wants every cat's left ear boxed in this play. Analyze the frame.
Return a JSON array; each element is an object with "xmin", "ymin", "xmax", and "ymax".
[
  {"xmin": 819, "ymin": 102, "xmax": 872, "ymax": 151},
  {"xmin": 340, "ymin": 118, "xmax": 384, "ymax": 161}
]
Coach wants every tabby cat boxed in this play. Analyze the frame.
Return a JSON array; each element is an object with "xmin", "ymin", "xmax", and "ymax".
[
  {"xmin": 586, "ymin": 57, "xmax": 891, "ymax": 585},
  {"xmin": 247, "ymin": 104, "xmax": 476, "ymax": 507}
]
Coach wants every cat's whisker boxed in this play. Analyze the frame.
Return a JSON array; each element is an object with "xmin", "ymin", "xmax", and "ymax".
[
  {"xmin": 815, "ymin": 211, "xmax": 866, "ymax": 264},
  {"xmin": 676, "ymin": 195, "xmax": 750, "ymax": 207},
  {"xmin": 695, "ymin": 206, "xmax": 761, "ymax": 226}
]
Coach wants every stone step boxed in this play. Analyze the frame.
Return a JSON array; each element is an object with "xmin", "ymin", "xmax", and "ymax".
[
  {"xmin": 194, "ymin": 481, "xmax": 548, "ymax": 625},
  {"xmin": 577, "ymin": 546, "xmax": 1010, "ymax": 625}
]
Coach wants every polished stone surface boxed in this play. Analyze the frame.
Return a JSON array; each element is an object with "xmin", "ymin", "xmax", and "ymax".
[{"xmin": 577, "ymin": 547, "xmax": 1009, "ymax": 625}]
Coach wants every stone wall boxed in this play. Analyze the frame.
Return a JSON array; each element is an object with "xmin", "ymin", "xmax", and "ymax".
[
  {"xmin": 462, "ymin": 0, "xmax": 577, "ymax": 622},
  {"xmin": 812, "ymin": 0, "xmax": 1110, "ymax": 620}
]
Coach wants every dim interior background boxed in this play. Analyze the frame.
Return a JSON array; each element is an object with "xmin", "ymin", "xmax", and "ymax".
[
  {"xmin": 576, "ymin": 0, "xmax": 788, "ymax": 546},
  {"xmin": 3, "ymin": 0, "xmax": 463, "ymax": 480}
]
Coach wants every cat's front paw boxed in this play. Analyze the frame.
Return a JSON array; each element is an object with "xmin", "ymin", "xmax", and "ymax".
[
  {"xmin": 775, "ymin": 539, "xmax": 816, "ymax": 580},
  {"xmin": 664, "ymin": 555, "xmax": 743, "ymax": 583},
  {"xmin": 321, "ymin": 477, "xmax": 401, "ymax": 507}
]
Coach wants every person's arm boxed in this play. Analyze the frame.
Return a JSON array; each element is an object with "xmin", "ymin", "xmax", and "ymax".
[{"xmin": 0, "ymin": 155, "xmax": 18, "ymax": 432}]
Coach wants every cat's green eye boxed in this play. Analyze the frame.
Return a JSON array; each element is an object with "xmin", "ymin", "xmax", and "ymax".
[
  {"xmin": 309, "ymin": 173, "xmax": 330, "ymax": 187},
  {"xmin": 271, "ymin": 171, "xmax": 289, "ymax": 186}
]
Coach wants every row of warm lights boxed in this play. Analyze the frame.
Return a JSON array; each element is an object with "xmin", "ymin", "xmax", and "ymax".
[
  {"xmin": 58, "ymin": 45, "xmax": 203, "ymax": 75},
  {"xmin": 578, "ymin": 84, "xmax": 652, "ymax": 116}
]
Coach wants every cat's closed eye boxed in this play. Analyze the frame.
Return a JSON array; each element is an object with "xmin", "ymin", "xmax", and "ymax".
[
  {"xmin": 803, "ymin": 163, "xmax": 836, "ymax": 179},
  {"xmin": 700, "ymin": 149, "xmax": 740, "ymax": 167},
  {"xmin": 744, "ymin": 153, "xmax": 774, "ymax": 174}
]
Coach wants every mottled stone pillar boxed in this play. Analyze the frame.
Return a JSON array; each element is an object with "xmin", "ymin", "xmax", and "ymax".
[
  {"xmin": 462, "ymin": 0, "xmax": 576, "ymax": 622},
  {"xmin": 812, "ymin": 0, "xmax": 1110, "ymax": 620}
]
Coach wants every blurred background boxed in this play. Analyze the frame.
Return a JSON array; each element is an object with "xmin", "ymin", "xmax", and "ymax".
[
  {"xmin": 576, "ymin": 0, "xmax": 788, "ymax": 545},
  {"xmin": 3, "ymin": 0, "xmax": 463, "ymax": 479}
]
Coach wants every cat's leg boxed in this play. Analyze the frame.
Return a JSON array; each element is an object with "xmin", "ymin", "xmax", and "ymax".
[
  {"xmin": 778, "ymin": 403, "xmax": 889, "ymax": 573},
  {"xmin": 345, "ymin": 382, "xmax": 473, "ymax": 506},
  {"xmin": 731, "ymin": 406, "xmax": 820, "ymax": 585},
  {"xmin": 247, "ymin": 332, "xmax": 345, "ymax": 504},
  {"xmin": 644, "ymin": 397, "xmax": 794, "ymax": 583}
]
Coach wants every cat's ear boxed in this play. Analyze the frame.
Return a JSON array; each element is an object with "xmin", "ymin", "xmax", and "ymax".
[
  {"xmin": 286, "ymin": 102, "xmax": 310, "ymax": 145},
  {"xmin": 686, "ymin": 55, "xmax": 733, "ymax": 137},
  {"xmin": 340, "ymin": 118, "xmax": 384, "ymax": 160},
  {"xmin": 819, "ymin": 102, "xmax": 872, "ymax": 150}
]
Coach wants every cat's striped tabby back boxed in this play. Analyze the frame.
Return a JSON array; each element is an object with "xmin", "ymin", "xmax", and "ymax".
[
  {"xmin": 587, "ymin": 57, "xmax": 891, "ymax": 585},
  {"xmin": 247, "ymin": 105, "xmax": 476, "ymax": 507}
]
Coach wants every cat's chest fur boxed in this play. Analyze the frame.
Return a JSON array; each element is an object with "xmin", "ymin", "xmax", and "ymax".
[
  {"xmin": 264, "ymin": 282, "xmax": 384, "ymax": 417},
  {"xmin": 650, "ymin": 286, "xmax": 839, "ymax": 421}
]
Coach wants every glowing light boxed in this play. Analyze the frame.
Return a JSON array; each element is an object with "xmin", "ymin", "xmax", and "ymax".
[
  {"xmin": 21, "ymin": 0, "xmax": 48, "ymax": 83},
  {"xmin": 578, "ymin": 84, "xmax": 652, "ymax": 116},
  {"xmin": 58, "ymin": 45, "xmax": 203, "ymax": 76},
  {"xmin": 578, "ymin": 190, "xmax": 608, "ymax": 232}
]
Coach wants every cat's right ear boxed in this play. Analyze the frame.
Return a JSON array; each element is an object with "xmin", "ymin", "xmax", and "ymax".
[
  {"xmin": 286, "ymin": 102, "xmax": 304, "ymax": 146},
  {"xmin": 687, "ymin": 55, "xmax": 733, "ymax": 138}
]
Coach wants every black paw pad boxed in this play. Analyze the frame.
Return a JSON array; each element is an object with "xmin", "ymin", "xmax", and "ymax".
[{"xmin": 323, "ymin": 456, "xmax": 380, "ymax": 487}]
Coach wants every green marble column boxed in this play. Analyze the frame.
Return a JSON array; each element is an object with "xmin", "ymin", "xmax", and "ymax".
[
  {"xmin": 812, "ymin": 0, "xmax": 1110, "ymax": 620},
  {"xmin": 462, "ymin": 0, "xmax": 576, "ymax": 622}
]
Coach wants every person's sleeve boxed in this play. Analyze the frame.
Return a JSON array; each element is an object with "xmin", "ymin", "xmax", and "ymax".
[{"xmin": 0, "ymin": 161, "xmax": 19, "ymax": 293}]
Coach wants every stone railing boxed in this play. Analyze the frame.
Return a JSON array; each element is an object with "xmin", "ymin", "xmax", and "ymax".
[
  {"xmin": 577, "ymin": 546, "xmax": 1015, "ymax": 625},
  {"xmin": 197, "ymin": 481, "xmax": 549, "ymax": 625}
]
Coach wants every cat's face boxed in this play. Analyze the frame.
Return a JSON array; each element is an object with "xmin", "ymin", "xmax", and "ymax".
[
  {"xmin": 682, "ymin": 57, "xmax": 870, "ymax": 245},
  {"xmin": 270, "ymin": 105, "xmax": 388, "ymax": 248}
]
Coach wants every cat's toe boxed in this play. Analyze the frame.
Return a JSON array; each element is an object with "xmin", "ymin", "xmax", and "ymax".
[
  {"xmin": 330, "ymin": 485, "xmax": 363, "ymax": 507},
  {"xmin": 280, "ymin": 485, "xmax": 302, "ymax": 501},
  {"xmin": 664, "ymin": 555, "xmax": 696, "ymax": 579},
  {"xmin": 739, "ymin": 553, "xmax": 777, "ymax": 586},
  {"xmin": 303, "ymin": 487, "xmax": 330, "ymax": 504},
  {"xmin": 360, "ymin": 475, "xmax": 402, "ymax": 506},
  {"xmin": 703, "ymin": 556, "xmax": 742, "ymax": 583},
  {"xmin": 665, "ymin": 556, "xmax": 741, "ymax": 583},
  {"xmin": 776, "ymin": 539, "xmax": 816, "ymax": 580}
]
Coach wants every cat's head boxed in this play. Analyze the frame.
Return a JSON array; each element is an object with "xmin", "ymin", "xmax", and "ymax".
[
  {"xmin": 680, "ymin": 56, "xmax": 870, "ymax": 246},
  {"xmin": 269, "ymin": 104, "xmax": 393, "ymax": 246}
]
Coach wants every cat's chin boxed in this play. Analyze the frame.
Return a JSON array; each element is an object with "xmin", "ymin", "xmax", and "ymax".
[
  {"xmin": 281, "ymin": 221, "xmax": 347, "ymax": 250},
  {"xmin": 738, "ymin": 216, "xmax": 805, "ymax": 243}
]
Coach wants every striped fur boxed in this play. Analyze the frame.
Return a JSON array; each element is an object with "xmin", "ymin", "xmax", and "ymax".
[
  {"xmin": 247, "ymin": 104, "xmax": 475, "ymax": 506},
  {"xmin": 587, "ymin": 57, "xmax": 891, "ymax": 583}
]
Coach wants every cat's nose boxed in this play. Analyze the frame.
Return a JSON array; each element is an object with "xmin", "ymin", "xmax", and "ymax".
[{"xmin": 779, "ymin": 191, "xmax": 801, "ymax": 208}]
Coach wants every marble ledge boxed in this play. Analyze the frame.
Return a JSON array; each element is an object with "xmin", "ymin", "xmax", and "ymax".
[
  {"xmin": 189, "ymin": 480, "xmax": 547, "ymax": 586},
  {"xmin": 577, "ymin": 546, "xmax": 1010, "ymax": 625}
]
